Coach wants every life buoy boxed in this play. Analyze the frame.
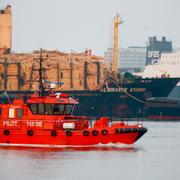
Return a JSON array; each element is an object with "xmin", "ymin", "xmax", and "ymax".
[
  {"xmin": 4, "ymin": 129, "xmax": 10, "ymax": 136},
  {"xmin": 83, "ymin": 130, "xmax": 89, "ymax": 137},
  {"xmin": 51, "ymin": 130, "xmax": 57, "ymax": 137},
  {"xmin": 66, "ymin": 130, "xmax": 72, "ymax": 137},
  {"xmin": 92, "ymin": 130, "xmax": 99, "ymax": 136},
  {"xmin": 101, "ymin": 129, "xmax": 108, "ymax": 136},
  {"xmin": 27, "ymin": 130, "xmax": 34, "ymax": 136}
]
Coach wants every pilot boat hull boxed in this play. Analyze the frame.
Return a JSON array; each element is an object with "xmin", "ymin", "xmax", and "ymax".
[
  {"xmin": 0, "ymin": 127, "xmax": 147, "ymax": 147},
  {"xmin": 0, "ymin": 93, "xmax": 147, "ymax": 148}
]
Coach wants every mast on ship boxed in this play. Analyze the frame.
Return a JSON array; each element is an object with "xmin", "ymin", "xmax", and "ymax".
[
  {"xmin": 39, "ymin": 49, "xmax": 45, "ymax": 96},
  {"xmin": 32, "ymin": 48, "xmax": 48, "ymax": 96},
  {"xmin": 111, "ymin": 13, "xmax": 122, "ymax": 76},
  {"xmin": 32, "ymin": 49, "xmax": 64, "ymax": 96}
]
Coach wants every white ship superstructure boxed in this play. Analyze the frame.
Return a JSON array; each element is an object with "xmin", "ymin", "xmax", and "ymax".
[{"xmin": 140, "ymin": 51, "xmax": 180, "ymax": 78}]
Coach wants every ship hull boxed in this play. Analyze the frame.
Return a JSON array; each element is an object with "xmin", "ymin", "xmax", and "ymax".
[
  {"xmin": 64, "ymin": 78, "xmax": 179, "ymax": 117},
  {"xmin": 0, "ymin": 78, "xmax": 179, "ymax": 118},
  {"xmin": 0, "ymin": 127, "xmax": 147, "ymax": 147},
  {"xmin": 145, "ymin": 97, "xmax": 180, "ymax": 120}
]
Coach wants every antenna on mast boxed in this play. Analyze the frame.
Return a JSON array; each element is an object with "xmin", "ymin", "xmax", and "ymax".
[{"xmin": 32, "ymin": 49, "xmax": 48, "ymax": 96}]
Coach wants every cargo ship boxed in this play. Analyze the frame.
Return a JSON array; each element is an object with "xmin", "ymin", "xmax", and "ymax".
[
  {"xmin": 61, "ymin": 77, "xmax": 179, "ymax": 117},
  {"xmin": 136, "ymin": 50, "xmax": 180, "ymax": 120},
  {"xmin": 62, "ymin": 16, "xmax": 179, "ymax": 118},
  {"xmin": 0, "ymin": 5, "xmax": 179, "ymax": 118},
  {"xmin": 135, "ymin": 39, "xmax": 180, "ymax": 120},
  {"xmin": 0, "ymin": 76, "xmax": 178, "ymax": 118}
]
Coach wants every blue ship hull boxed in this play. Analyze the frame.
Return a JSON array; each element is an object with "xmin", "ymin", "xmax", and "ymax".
[
  {"xmin": 0, "ymin": 78, "xmax": 179, "ymax": 118},
  {"xmin": 145, "ymin": 97, "xmax": 180, "ymax": 120}
]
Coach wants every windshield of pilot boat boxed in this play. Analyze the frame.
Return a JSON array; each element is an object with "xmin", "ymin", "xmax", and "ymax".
[
  {"xmin": 50, "ymin": 104, "xmax": 74, "ymax": 115},
  {"xmin": 28, "ymin": 103, "xmax": 74, "ymax": 115}
]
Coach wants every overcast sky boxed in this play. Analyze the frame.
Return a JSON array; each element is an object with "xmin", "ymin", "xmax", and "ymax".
[{"xmin": 1, "ymin": 0, "xmax": 180, "ymax": 55}]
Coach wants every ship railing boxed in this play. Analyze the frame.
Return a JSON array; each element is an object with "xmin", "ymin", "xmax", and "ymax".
[
  {"xmin": 108, "ymin": 117, "xmax": 144, "ymax": 126},
  {"xmin": 88, "ymin": 117, "xmax": 144, "ymax": 128}
]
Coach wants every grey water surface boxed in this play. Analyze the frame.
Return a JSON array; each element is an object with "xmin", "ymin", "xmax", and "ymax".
[{"xmin": 0, "ymin": 121, "xmax": 180, "ymax": 180}]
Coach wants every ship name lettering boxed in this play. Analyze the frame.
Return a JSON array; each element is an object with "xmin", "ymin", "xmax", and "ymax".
[
  {"xmin": 108, "ymin": 88, "xmax": 127, "ymax": 92},
  {"xmin": 129, "ymin": 88, "xmax": 146, "ymax": 92},
  {"xmin": 3, "ymin": 121, "xmax": 18, "ymax": 126}
]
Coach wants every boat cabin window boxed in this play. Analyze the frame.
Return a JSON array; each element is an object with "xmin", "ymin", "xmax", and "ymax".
[
  {"xmin": 45, "ymin": 104, "xmax": 53, "ymax": 115},
  {"xmin": 28, "ymin": 103, "xmax": 74, "ymax": 115},
  {"xmin": 17, "ymin": 108, "xmax": 23, "ymax": 118},
  {"xmin": 53, "ymin": 104, "xmax": 65, "ymax": 115},
  {"xmin": 8, "ymin": 108, "xmax": 23, "ymax": 118},
  {"xmin": 38, "ymin": 103, "xmax": 44, "ymax": 114},
  {"xmin": 29, "ymin": 104, "xmax": 38, "ymax": 114}
]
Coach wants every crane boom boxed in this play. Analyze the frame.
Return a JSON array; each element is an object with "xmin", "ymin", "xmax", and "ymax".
[{"xmin": 111, "ymin": 13, "xmax": 122, "ymax": 75}]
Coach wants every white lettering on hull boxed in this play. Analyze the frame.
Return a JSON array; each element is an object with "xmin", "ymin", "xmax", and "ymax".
[
  {"xmin": 3, "ymin": 121, "xmax": 18, "ymax": 126},
  {"xmin": 26, "ymin": 121, "xmax": 43, "ymax": 127},
  {"xmin": 102, "ymin": 88, "xmax": 146, "ymax": 92},
  {"xmin": 2, "ymin": 120, "xmax": 43, "ymax": 127}
]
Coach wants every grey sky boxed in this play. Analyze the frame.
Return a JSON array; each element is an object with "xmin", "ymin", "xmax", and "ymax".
[{"xmin": 1, "ymin": 0, "xmax": 180, "ymax": 55}]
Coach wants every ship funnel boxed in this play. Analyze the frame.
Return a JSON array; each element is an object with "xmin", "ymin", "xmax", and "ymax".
[{"xmin": 111, "ymin": 13, "xmax": 123, "ymax": 75}]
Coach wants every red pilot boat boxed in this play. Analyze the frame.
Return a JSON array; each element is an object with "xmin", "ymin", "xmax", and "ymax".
[
  {"xmin": 0, "ymin": 92, "xmax": 147, "ymax": 147},
  {"xmin": 0, "ymin": 50, "xmax": 147, "ymax": 147}
]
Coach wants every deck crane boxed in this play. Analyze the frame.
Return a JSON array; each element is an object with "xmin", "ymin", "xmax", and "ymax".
[{"xmin": 111, "ymin": 13, "xmax": 123, "ymax": 76}]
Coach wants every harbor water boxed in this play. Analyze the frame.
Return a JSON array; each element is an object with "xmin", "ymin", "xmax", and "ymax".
[{"xmin": 0, "ymin": 121, "xmax": 180, "ymax": 180}]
